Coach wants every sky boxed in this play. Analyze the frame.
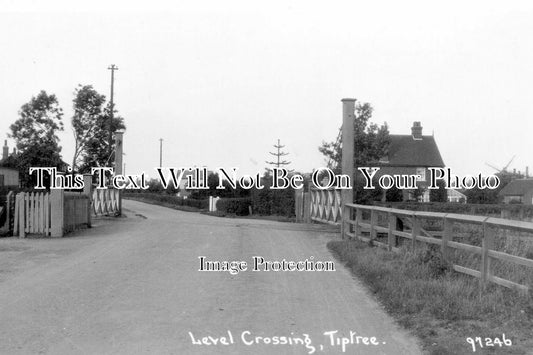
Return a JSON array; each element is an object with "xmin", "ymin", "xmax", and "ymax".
[{"xmin": 1, "ymin": 0, "xmax": 533, "ymax": 179}]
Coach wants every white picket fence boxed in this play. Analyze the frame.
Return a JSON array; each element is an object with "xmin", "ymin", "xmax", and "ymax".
[
  {"xmin": 14, "ymin": 192, "xmax": 52, "ymax": 237},
  {"xmin": 14, "ymin": 190, "xmax": 94, "ymax": 237}
]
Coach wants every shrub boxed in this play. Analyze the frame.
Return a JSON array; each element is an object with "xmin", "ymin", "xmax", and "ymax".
[
  {"xmin": 250, "ymin": 187, "xmax": 295, "ymax": 217},
  {"xmin": 216, "ymin": 197, "xmax": 251, "ymax": 216}
]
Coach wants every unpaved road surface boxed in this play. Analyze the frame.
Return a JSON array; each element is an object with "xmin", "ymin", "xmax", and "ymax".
[{"xmin": 0, "ymin": 199, "xmax": 422, "ymax": 354}]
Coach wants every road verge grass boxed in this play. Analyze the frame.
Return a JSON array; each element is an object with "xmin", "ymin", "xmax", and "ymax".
[{"xmin": 327, "ymin": 239, "xmax": 533, "ymax": 355}]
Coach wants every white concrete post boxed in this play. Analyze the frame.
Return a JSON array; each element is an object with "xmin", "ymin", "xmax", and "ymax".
[
  {"xmin": 341, "ymin": 98, "xmax": 356, "ymax": 239},
  {"xmin": 50, "ymin": 189, "xmax": 64, "ymax": 237},
  {"xmin": 83, "ymin": 174, "xmax": 92, "ymax": 228},
  {"xmin": 114, "ymin": 132, "xmax": 124, "ymax": 215}
]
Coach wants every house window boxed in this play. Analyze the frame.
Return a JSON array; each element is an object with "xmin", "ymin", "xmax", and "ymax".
[
  {"xmin": 416, "ymin": 168, "xmax": 426, "ymax": 181},
  {"xmin": 0, "ymin": 175, "xmax": 4, "ymax": 187}
]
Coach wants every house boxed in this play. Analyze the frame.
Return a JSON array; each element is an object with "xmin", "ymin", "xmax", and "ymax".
[
  {"xmin": 447, "ymin": 189, "xmax": 467, "ymax": 203},
  {"xmin": 176, "ymin": 170, "xmax": 194, "ymax": 198},
  {"xmin": 175, "ymin": 167, "xmax": 210, "ymax": 198},
  {"xmin": 498, "ymin": 179, "xmax": 533, "ymax": 205},
  {"xmin": 374, "ymin": 121, "xmax": 445, "ymax": 202},
  {"xmin": 0, "ymin": 140, "xmax": 19, "ymax": 188}
]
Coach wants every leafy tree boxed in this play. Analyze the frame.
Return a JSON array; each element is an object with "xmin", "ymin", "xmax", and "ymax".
[
  {"xmin": 411, "ymin": 185, "xmax": 426, "ymax": 202},
  {"xmin": 464, "ymin": 172, "xmax": 513, "ymax": 204},
  {"xmin": 71, "ymin": 85, "xmax": 106, "ymax": 171},
  {"xmin": 9, "ymin": 90, "xmax": 64, "ymax": 152},
  {"xmin": 17, "ymin": 144, "xmax": 65, "ymax": 188},
  {"xmin": 318, "ymin": 100, "xmax": 390, "ymax": 203},
  {"xmin": 319, "ymin": 102, "xmax": 389, "ymax": 174},
  {"xmin": 9, "ymin": 91, "xmax": 65, "ymax": 187},
  {"xmin": 71, "ymin": 85, "xmax": 126, "ymax": 173},
  {"xmin": 429, "ymin": 179, "xmax": 448, "ymax": 202},
  {"xmin": 386, "ymin": 186, "xmax": 403, "ymax": 202}
]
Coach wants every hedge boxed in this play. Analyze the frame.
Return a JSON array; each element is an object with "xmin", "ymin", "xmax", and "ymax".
[
  {"xmin": 216, "ymin": 198, "xmax": 251, "ymax": 216},
  {"xmin": 250, "ymin": 188, "xmax": 295, "ymax": 217}
]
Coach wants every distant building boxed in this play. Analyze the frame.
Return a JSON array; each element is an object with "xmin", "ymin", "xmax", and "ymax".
[
  {"xmin": 175, "ymin": 167, "xmax": 210, "ymax": 198},
  {"xmin": 0, "ymin": 140, "xmax": 20, "ymax": 188},
  {"xmin": 374, "ymin": 122, "xmax": 445, "ymax": 202},
  {"xmin": 498, "ymin": 179, "xmax": 533, "ymax": 205},
  {"xmin": 447, "ymin": 189, "xmax": 467, "ymax": 203}
]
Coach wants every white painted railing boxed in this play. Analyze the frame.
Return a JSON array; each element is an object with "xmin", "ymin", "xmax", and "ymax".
[
  {"xmin": 309, "ymin": 188, "xmax": 342, "ymax": 225},
  {"xmin": 92, "ymin": 189, "xmax": 121, "ymax": 216}
]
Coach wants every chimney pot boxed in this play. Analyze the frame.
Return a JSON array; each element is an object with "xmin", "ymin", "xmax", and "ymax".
[
  {"xmin": 2, "ymin": 140, "xmax": 8, "ymax": 160},
  {"xmin": 411, "ymin": 121, "xmax": 423, "ymax": 139}
]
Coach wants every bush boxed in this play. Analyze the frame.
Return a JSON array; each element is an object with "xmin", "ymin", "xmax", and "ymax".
[
  {"xmin": 216, "ymin": 197, "xmax": 251, "ymax": 216},
  {"xmin": 250, "ymin": 187, "xmax": 295, "ymax": 217}
]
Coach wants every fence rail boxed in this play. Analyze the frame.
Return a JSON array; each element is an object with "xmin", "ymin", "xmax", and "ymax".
[{"xmin": 344, "ymin": 203, "xmax": 533, "ymax": 293}]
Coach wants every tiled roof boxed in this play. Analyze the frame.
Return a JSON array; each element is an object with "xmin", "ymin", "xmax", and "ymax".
[
  {"xmin": 379, "ymin": 134, "xmax": 445, "ymax": 167},
  {"xmin": 498, "ymin": 179, "xmax": 533, "ymax": 196}
]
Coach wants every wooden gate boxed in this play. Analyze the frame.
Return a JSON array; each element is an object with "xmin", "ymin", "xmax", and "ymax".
[
  {"xmin": 92, "ymin": 189, "xmax": 121, "ymax": 216},
  {"xmin": 14, "ymin": 192, "xmax": 51, "ymax": 237},
  {"xmin": 309, "ymin": 188, "xmax": 342, "ymax": 225}
]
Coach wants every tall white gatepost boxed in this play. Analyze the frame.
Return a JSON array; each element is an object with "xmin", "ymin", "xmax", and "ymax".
[
  {"xmin": 83, "ymin": 174, "xmax": 93, "ymax": 227},
  {"xmin": 50, "ymin": 189, "xmax": 64, "ymax": 237},
  {"xmin": 341, "ymin": 98, "xmax": 355, "ymax": 239},
  {"xmin": 114, "ymin": 131, "xmax": 124, "ymax": 215}
]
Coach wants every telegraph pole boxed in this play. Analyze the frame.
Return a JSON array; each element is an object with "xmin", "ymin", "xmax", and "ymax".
[
  {"xmin": 108, "ymin": 64, "xmax": 118, "ymax": 159},
  {"xmin": 159, "ymin": 138, "xmax": 163, "ymax": 167}
]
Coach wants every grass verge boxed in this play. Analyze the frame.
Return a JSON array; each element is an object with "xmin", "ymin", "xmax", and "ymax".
[{"xmin": 327, "ymin": 239, "xmax": 533, "ymax": 355}]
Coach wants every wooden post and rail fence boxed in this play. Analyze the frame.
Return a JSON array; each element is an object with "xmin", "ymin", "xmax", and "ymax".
[
  {"xmin": 297, "ymin": 98, "xmax": 533, "ymax": 294},
  {"xmin": 343, "ymin": 203, "xmax": 533, "ymax": 293}
]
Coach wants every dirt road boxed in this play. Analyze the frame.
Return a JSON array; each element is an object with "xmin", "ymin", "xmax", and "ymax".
[{"xmin": 0, "ymin": 200, "xmax": 422, "ymax": 354}]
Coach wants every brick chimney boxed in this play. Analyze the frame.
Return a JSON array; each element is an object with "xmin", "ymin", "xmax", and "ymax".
[
  {"xmin": 2, "ymin": 140, "xmax": 8, "ymax": 160},
  {"xmin": 411, "ymin": 121, "xmax": 423, "ymax": 140}
]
